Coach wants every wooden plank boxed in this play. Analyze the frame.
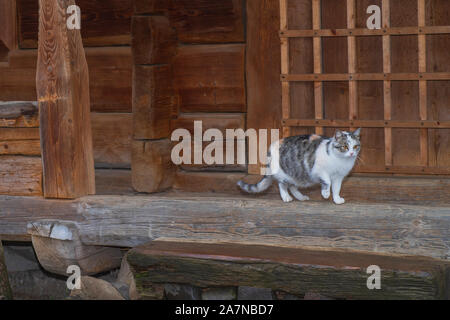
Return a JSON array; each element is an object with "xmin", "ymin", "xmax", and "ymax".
[
  {"xmin": 132, "ymin": 139, "xmax": 174, "ymax": 193},
  {"xmin": 91, "ymin": 113, "xmax": 132, "ymax": 169},
  {"xmin": 0, "ymin": 156, "xmax": 42, "ymax": 196},
  {"xmin": 36, "ymin": 0, "xmax": 95, "ymax": 199},
  {"xmin": 131, "ymin": 16, "xmax": 176, "ymax": 65},
  {"xmin": 246, "ymin": 0, "xmax": 282, "ymax": 174},
  {"xmin": 418, "ymin": 0, "xmax": 428, "ymax": 166},
  {"xmin": 0, "ymin": 189, "xmax": 449, "ymax": 255},
  {"xmin": 0, "ymin": 127, "xmax": 40, "ymax": 155},
  {"xmin": 280, "ymin": 0, "xmax": 290, "ymax": 138},
  {"xmin": 382, "ymin": 0, "xmax": 392, "ymax": 166},
  {"xmin": 17, "ymin": 0, "xmax": 132, "ymax": 48},
  {"xmin": 281, "ymin": 26, "xmax": 450, "ymax": 37},
  {"xmin": 173, "ymin": 44, "xmax": 246, "ymax": 113},
  {"xmin": 283, "ymin": 72, "xmax": 450, "ymax": 81},
  {"xmin": 312, "ymin": 0, "xmax": 323, "ymax": 135},
  {"xmin": 0, "ymin": 101, "xmax": 37, "ymax": 119},
  {"xmin": 133, "ymin": 65, "xmax": 176, "ymax": 140},
  {"xmin": 0, "ymin": 0, "xmax": 18, "ymax": 51},
  {"xmin": 2, "ymin": 47, "xmax": 132, "ymax": 113},
  {"xmin": 283, "ymin": 119, "xmax": 450, "ymax": 129},
  {"xmin": 174, "ymin": 171, "xmax": 450, "ymax": 205},
  {"xmin": 128, "ymin": 240, "xmax": 448, "ymax": 300},
  {"xmin": 347, "ymin": 0, "xmax": 358, "ymax": 125},
  {"xmin": 168, "ymin": 0, "xmax": 244, "ymax": 44}
]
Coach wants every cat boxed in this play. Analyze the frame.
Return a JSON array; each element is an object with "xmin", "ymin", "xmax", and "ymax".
[{"xmin": 237, "ymin": 129, "xmax": 361, "ymax": 205}]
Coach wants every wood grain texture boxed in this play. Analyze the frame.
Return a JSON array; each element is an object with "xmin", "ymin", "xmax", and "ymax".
[
  {"xmin": 36, "ymin": 0, "xmax": 95, "ymax": 198},
  {"xmin": 1, "ymin": 189, "xmax": 449, "ymax": 258},
  {"xmin": 133, "ymin": 0, "xmax": 168, "ymax": 15},
  {"xmin": 133, "ymin": 65, "xmax": 176, "ymax": 140},
  {"xmin": 128, "ymin": 240, "xmax": 449, "ymax": 299},
  {"xmin": 168, "ymin": 0, "xmax": 244, "ymax": 44},
  {"xmin": 132, "ymin": 15, "xmax": 177, "ymax": 65},
  {"xmin": 173, "ymin": 44, "xmax": 246, "ymax": 113},
  {"xmin": 132, "ymin": 139, "xmax": 174, "ymax": 193},
  {"xmin": 0, "ymin": 156, "xmax": 42, "ymax": 196},
  {"xmin": 2, "ymin": 47, "xmax": 132, "ymax": 113},
  {"xmin": 246, "ymin": 0, "xmax": 282, "ymax": 173},
  {"xmin": 0, "ymin": 0, "xmax": 17, "ymax": 51},
  {"xmin": 17, "ymin": 0, "xmax": 132, "ymax": 48},
  {"xmin": 91, "ymin": 113, "xmax": 132, "ymax": 168}
]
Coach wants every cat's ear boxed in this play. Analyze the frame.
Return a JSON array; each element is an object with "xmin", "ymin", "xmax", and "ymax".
[
  {"xmin": 334, "ymin": 129, "xmax": 344, "ymax": 139},
  {"xmin": 353, "ymin": 128, "xmax": 361, "ymax": 139}
]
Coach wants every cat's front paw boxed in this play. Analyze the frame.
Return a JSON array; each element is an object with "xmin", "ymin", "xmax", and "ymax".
[
  {"xmin": 333, "ymin": 196, "xmax": 345, "ymax": 205},
  {"xmin": 281, "ymin": 194, "xmax": 294, "ymax": 203},
  {"xmin": 321, "ymin": 189, "xmax": 330, "ymax": 199}
]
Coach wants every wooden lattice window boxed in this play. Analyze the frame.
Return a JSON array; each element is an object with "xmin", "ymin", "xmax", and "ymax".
[{"xmin": 280, "ymin": 0, "xmax": 450, "ymax": 175}]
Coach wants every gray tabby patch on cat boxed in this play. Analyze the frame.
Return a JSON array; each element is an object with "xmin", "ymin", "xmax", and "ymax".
[{"xmin": 238, "ymin": 129, "xmax": 361, "ymax": 205}]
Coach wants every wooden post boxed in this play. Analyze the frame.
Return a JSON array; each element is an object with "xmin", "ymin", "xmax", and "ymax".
[
  {"xmin": 0, "ymin": 0, "xmax": 18, "ymax": 51},
  {"xmin": 36, "ymin": 0, "xmax": 95, "ymax": 198},
  {"xmin": 347, "ymin": 0, "xmax": 358, "ymax": 128},
  {"xmin": 312, "ymin": 0, "xmax": 324, "ymax": 135},
  {"xmin": 382, "ymin": 0, "xmax": 393, "ymax": 166},
  {"xmin": 0, "ymin": 241, "xmax": 12, "ymax": 300},
  {"xmin": 280, "ymin": 0, "xmax": 291, "ymax": 138},
  {"xmin": 418, "ymin": 0, "xmax": 428, "ymax": 166}
]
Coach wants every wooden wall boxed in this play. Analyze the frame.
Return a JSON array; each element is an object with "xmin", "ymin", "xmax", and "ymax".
[{"xmin": 0, "ymin": 0, "xmax": 133, "ymax": 196}]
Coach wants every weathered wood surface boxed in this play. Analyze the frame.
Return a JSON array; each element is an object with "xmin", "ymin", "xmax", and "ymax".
[
  {"xmin": 17, "ymin": 0, "xmax": 132, "ymax": 48},
  {"xmin": 0, "ymin": 190, "xmax": 449, "ymax": 260},
  {"xmin": 132, "ymin": 139, "xmax": 174, "ymax": 193},
  {"xmin": 168, "ymin": 0, "xmax": 244, "ymax": 44},
  {"xmin": 0, "ymin": 241, "xmax": 13, "ymax": 300},
  {"xmin": 132, "ymin": 16, "xmax": 177, "ymax": 65},
  {"xmin": 2, "ymin": 48, "xmax": 132, "ymax": 113},
  {"xmin": 37, "ymin": 0, "xmax": 95, "ymax": 198},
  {"xmin": 246, "ymin": 0, "xmax": 282, "ymax": 174},
  {"xmin": 0, "ymin": 101, "xmax": 37, "ymax": 119},
  {"xmin": 0, "ymin": 0, "xmax": 17, "ymax": 51},
  {"xmin": 127, "ymin": 240, "xmax": 449, "ymax": 300},
  {"xmin": 0, "ymin": 156, "xmax": 42, "ymax": 196},
  {"xmin": 0, "ymin": 125, "xmax": 40, "ymax": 156},
  {"xmin": 133, "ymin": 65, "xmax": 176, "ymax": 140},
  {"xmin": 134, "ymin": 0, "xmax": 168, "ymax": 15},
  {"xmin": 91, "ymin": 113, "xmax": 132, "ymax": 168},
  {"xmin": 29, "ymin": 220, "xmax": 122, "ymax": 276},
  {"xmin": 173, "ymin": 44, "xmax": 246, "ymax": 113}
]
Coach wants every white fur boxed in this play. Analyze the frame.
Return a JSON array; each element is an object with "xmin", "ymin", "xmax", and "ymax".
[{"xmin": 268, "ymin": 131, "xmax": 359, "ymax": 204}]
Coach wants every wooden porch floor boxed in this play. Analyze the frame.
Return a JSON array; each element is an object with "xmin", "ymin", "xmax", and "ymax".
[{"xmin": 1, "ymin": 169, "xmax": 449, "ymax": 262}]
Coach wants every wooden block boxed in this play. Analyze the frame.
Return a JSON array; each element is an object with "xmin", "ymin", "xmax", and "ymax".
[
  {"xmin": 0, "ymin": 140, "xmax": 41, "ymax": 156},
  {"xmin": 132, "ymin": 16, "xmax": 177, "ymax": 65},
  {"xmin": 132, "ymin": 139, "xmax": 174, "ymax": 193},
  {"xmin": 133, "ymin": 65, "xmax": 176, "ymax": 140},
  {"xmin": 169, "ymin": 0, "xmax": 244, "ymax": 43},
  {"xmin": 133, "ymin": 0, "xmax": 168, "ymax": 14},
  {"xmin": 127, "ymin": 240, "xmax": 448, "ymax": 300},
  {"xmin": 0, "ymin": 156, "xmax": 42, "ymax": 196},
  {"xmin": 70, "ymin": 276, "xmax": 125, "ymax": 300},
  {"xmin": 91, "ymin": 113, "xmax": 132, "ymax": 168},
  {"xmin": 36, "ymin": 0, "xmax": 95, "ymax": 199},
  {"xmin": 173, "ymin": 44, "xmax": 246, "ymax": 112},
  {"xmin": 28, "ymin": 220, "xmax": 123, "ymax": 276},
  {"xmin": 17, "ymin": 0, "xmax": 132, "ymax": 48}
]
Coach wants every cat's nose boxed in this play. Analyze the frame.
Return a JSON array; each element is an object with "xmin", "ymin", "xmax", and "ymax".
[{"xmin": 349, "ymin": 152, "xmax": 355, "ymax": 156}]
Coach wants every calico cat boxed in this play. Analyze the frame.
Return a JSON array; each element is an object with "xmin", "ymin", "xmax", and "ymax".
[{"xmin": 238, "ymin": 129, "xmax": 361, "ymax": 204}]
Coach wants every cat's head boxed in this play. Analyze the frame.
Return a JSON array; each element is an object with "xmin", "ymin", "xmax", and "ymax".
[{"xmin": 332, "ymin": 128, "xmax": 361, "ymax": 158}]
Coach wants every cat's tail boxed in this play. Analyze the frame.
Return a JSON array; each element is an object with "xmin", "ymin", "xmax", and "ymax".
[{"xmin": 237, "ymin": 175, "xmax": 273, "ymax": 193}]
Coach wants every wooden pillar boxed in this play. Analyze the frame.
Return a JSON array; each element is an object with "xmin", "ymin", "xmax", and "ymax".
[
  {"xmin": 382, "ymin": 0, "xmax": 393, "ymax": 166},
  {"xmin": 312, "ymin": 0, "xmax": 324, "ymax": 135},
  {"xmin": 131, "ymin": 4, "xmax": 176, "ymax": 193},
  {"xmin": 36, "ymin": 0, "xmax": 95, "ymax": 198},
  {"xmin": 0, "ymin": 241, "xmax": 12, "ymax": 300}
]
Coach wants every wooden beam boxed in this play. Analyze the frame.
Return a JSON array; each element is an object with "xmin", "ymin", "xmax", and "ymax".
[
  {"xmin": 382, "ymin": 0, "xmax": 392, "ymax": 166},
  {"xmin": 280, "ymin": 0, "xmax": 290, "ymax": 138},
  {"xmin": 418, "ymin": 0, "xmax": 428, "ymax": 167},
  {"xmin": 36, "ymin": 0, "xmax": 95, "ymax": 198},
  {"xmin": 347, "ymin": 0, "xmax": 357, "ymax": 126},
  {"xmin": 312, "ymin": 0, "xmax": 323, "ymax": 135},
  {"xmin": 127, "ymin": 240, "xmax": 449, "ymax": 300},
  {"xmin": 0, "ymin": 192, "xmax": 449, "ymax": 259},
  {"xmin": 283, "ymin": 119, "xmax": 450, "ymax": 129},
  {"xmin": 280, "ymin": 26, "xmax": 450, "ymax": 37},
  {"xmin": 282, "ymin": 72, "xmax": 450, "ymax": 81}
]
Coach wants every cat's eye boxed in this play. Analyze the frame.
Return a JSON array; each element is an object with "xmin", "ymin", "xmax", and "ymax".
[
  {"xmin": 343, "ymin": 145, "xmax": 349, "ymax": 151},
  {"xmin": 353, "ymin": 145, "xmax": 359, "ymax": 150}
]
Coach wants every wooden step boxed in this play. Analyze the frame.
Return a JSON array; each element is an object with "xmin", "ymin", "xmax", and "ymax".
[{"xmin": 127, "ymin": 240, "xmax": 450, "ymax": 300}]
